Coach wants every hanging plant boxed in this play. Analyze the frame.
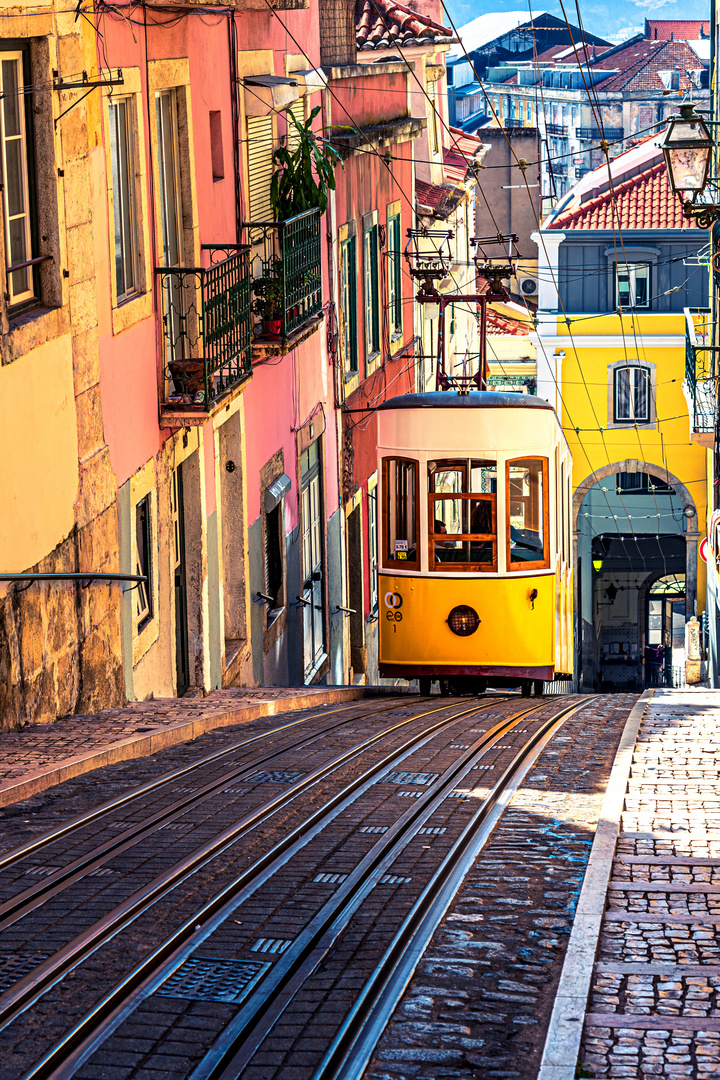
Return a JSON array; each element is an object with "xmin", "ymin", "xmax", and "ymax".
[{"xmin": 270, "ymin": 104, "xmax": 345, "ymax": 220}]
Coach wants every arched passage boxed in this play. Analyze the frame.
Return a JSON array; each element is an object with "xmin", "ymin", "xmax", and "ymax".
[{"xmin": 573, "ymin": 460, "xmax": 698, "ymax": 691}]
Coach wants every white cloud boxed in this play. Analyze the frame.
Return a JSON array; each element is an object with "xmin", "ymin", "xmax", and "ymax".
[{"xmin": 606, "ymin": 24, "xmax": 643, "ymax": 42}]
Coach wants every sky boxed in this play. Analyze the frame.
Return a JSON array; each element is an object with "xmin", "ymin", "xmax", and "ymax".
[{"xmin": 442, "ymin": 0, "xmax": 710, "ymax": 45}]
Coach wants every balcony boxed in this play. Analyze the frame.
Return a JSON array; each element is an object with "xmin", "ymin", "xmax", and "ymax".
[
  {"xmin": 685, "ymin": 307, "xmax": 719, "ymax": 436},
  {"xmin": 545, "ymin": 123, "xmax": 567, "ymax": 136},
  {"xmin": 576, "ymin": 126, "xmax": 624, "ymax": 142},
  {"xmin": 245, "ymin": 208, "xmax": 323, "ymax": 358},
  {"xmin": 156, "ymin": 245, "xmax": 252, "ymax": 423}
]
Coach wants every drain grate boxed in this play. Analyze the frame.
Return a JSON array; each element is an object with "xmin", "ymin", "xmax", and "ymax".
[
  {"xmin": 471, "ymin": 764, "xmax": 494, "ymax": 770},
  {"xmin": 0, "ymin": 952, "xmax": 50, "ymax": 992},
  {"xmin": 155, "ymin": 956, "xmax": 269, "ymax": 1004},
  {"xmin": 381, "ymin": 771, "xmax": 438, "ymax": 786},
  {"xmin": 359, "ymin": 826, "xmax": 388, "ymax": 834},
  {"xmin": 313, "ymin": 872, "xmax": 347, "ymax": 884},
  {"xmin": 245, "ymin": 771, "xmax": 304, "ymax": 784},
  {"xmin": 450, "ymin": 744, "xmax": 469, "ymax": 749},
  {"xmin": 447, "ymin": 791, "xmax": 471, "ymax": 800},
  {"xmin": 106, "ymin": 822, "xmax": 132, "ymax": 830},
  {"xmin": 251, "ymin": 938, "xmax": 292, "ymax": 955},
  {"xmin": 158, "ymin": 822, "xmax": 195, "ymax": 831},
  {"xmin": 24, "ymin": 866, "xmax": 61, "ymax": 877},
  {"xmin": 379, "ymin": 874, "xmax": 411, "ymax": 885},
  {"xmin": 88, "ymin": 867, "xmax": 116, "ymax": 877},
  {"xmin": 396, "ymin": 791, "xmax": 423, "ymax": 798},
  {"xmin": 418, "ymin": 827, "xmax": 446, "ymax": 835}
]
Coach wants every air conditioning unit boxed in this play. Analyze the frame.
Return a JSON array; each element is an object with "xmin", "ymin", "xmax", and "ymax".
[{"xmin": 519, "ymin": 277, "xmax": 538, "ymax": 296}]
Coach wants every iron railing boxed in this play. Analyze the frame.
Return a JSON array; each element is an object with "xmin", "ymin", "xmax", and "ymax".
[
  {"xmin": 156, "ymin": 244, "xmax": 252, "ymax": 411},
  {"xmin": 244, "ymin": 208, "xmax": 322, "ymax": 342},
  {"xmin": 545, "ymin": 123, "xmax": 567, "ymax": 136},
  {"xmin": 576, "ymin": 126, "xmax": 623, "ymax": 142},
  {"xmin": 684, "ymin": 306, "xmax": 719, "ymax": 433}
]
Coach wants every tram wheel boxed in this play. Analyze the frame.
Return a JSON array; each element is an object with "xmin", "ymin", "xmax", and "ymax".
[
  {"xmin": 533, "ymin": 680, "xmax": 545, "ymax": 697},
  {"xmin": 418, "ymin": 677, "xmax": 432, "ymax": 696},
  {"xmin": 476, "ymin": 678, "xmax": 487, "ymax": 695},
  {"xmin": 521, "ymin": 679, "xmax": 532, "ymax": 697},
  {"xmin": 440, "ymin": 679, "xmax": 451, "ymax": 696}
]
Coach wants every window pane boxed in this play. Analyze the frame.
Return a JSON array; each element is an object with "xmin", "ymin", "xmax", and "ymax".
[
  {"xmin": 8, "ymin": 216, "xmax": 28, "ymax": 294},
  {"xmin": 471, "ymin": 460, "xmax": 497, "ymax": 493},
  {"xmin": 2, "ymin": 61, "xmax": 20, "ymax": 137},
  {"xmin": 634, "ymin": 265, "xmax": 649, "ymax": 306},
  {"xmin": 385, "ymin": 459, "xmax": 416, "ymax": 563},
  {"xmin": 508, "ymin": 459, "xmax": 545, "ymax": 565},
  {"xmin": 616, "ymin": 266, "xmax": 630, "ymax": 307},
  {"xmin": 633, "ymin": 367, "xmax": 649, "ymax": 421},
  {"xmin": 615, "ymin": 368, "xmax": 631, "ymax": 420},
  {"xmin": 4, "ymin": 138, "xmax": 25, "ymax": 217},
  {"xmin": 110, "ymin": 100, "xmax": 137, "ymax": 299}
]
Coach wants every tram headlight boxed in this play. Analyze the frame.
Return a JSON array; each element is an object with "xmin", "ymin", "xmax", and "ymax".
[{"xmin": 447, "ymin": 605, "xmax": 480, "ymax": 636}]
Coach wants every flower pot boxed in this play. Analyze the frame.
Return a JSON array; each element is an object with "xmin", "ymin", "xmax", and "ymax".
[{"xmin": 262, "ymin": 317, "xmax": 283, "ymax": 338}]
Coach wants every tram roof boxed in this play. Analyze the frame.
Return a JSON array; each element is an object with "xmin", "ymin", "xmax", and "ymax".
[{"xmin": 376, "ymin": 391, "xmax": 554, "ymax": 412}]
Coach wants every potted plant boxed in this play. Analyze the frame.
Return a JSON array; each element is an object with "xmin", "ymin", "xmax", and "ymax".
[
  {"xmin": 252, "ymin": 260, "xmax": 284, "ymax": 337},
  {"xmin": 271, "ymin": 104, "xmax": 344, "ymax": 220}
]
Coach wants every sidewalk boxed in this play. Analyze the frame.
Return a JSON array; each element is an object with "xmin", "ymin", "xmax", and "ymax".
[
  {"xmin": 540, "ymin": 689, "xmax": 720, "ymax": 1079},
  {"xmin": 0, "ymin": 685, "xmax": 379, "ymax": 808}
]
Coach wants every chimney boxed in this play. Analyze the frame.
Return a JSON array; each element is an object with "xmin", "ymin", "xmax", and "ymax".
[{"xmin": 320, "ymin": 0, "xmax": 358, "ymax": 67}]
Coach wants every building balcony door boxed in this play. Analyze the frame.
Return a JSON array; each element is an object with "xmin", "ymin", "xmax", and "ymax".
[
  {"xmin": 172, "ymin": 463, "xmax": 190, "ymax": 695},
  {"xmin": 300, "ymin": 440, "xmax": 326, "ymax": 682}
]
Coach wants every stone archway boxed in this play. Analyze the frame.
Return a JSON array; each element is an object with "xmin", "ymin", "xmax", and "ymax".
[{"xmin": 573, "ymin": 459, "xmax": 699, "ymax": 618}]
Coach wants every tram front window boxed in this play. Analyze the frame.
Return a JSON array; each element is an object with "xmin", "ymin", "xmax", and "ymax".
[
  {"xmin": 507, "ymin": 458, "xmax": 548, "ymax": 568},
  {"xmin": 429, "ymin": 459, "xmax": 497, "ymax": 570},
  {"xmin": 383, "ymin": 457, "xmax": 418, "ymax": 568}
]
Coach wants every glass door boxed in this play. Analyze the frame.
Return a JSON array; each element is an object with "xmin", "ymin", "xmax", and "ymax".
[{"xmin": 300, "ymin": 440, "xmax": 326, "ymax": 681}]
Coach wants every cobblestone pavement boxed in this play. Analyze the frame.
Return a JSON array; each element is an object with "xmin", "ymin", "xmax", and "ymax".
[
  {"xmin": 0, "ymin": 686, "xmax": 368, "ymax": 806},
  {"xmin": 580, "ymin": 691, "xmax": 720, "ymax": 1079},
  {"xmin": 0, "ymin": 693, "xmax": 634, "ymax": 1080},
  {"xmin": 364, "ymin": 695, "xmax": 636, "ymax": 1080}
]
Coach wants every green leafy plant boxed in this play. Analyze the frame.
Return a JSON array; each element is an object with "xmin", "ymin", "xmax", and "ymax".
[
  {"xmin": 251, "ymin": 257, "xmax": 284, "ymax": 320},
  {"xmin": 270, "ymin": 104, "xmax": 344, "ymax": 220}
]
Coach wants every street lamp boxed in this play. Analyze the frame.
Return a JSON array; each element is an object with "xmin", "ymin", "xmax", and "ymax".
[{"xmin": 662, "ymin": 104, "xmax": 719, "ymax": 227}]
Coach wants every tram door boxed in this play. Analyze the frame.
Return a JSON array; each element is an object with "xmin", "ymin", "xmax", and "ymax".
[
  {"xmin": 300, "ymin": 441, "xmax": 326, "ymax": 681},
  {"xmin": 172, "ymin": 464, "xmax": 190, "ymax": 695}
]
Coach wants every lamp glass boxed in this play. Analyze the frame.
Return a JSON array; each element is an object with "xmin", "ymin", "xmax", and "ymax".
[
  {"xmin": 662, "ymin": 111, "xmax": 713, "ymax": 195},
  {"xmin": 423, "ymin": 300, "xmax": 440, "ymax": 320},
  {"xmin": 592, "ymin": 558, "xmax": 603, "ymax": 572}
]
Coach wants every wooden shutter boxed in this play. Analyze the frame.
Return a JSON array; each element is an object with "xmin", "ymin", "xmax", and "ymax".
[
  {"xmin": 246, "ymin": 115, "xmax": 274, "ymax": 224},
  {"xmin": 286, "ymin": 99, "xmax": 305, "ymax": 154}
]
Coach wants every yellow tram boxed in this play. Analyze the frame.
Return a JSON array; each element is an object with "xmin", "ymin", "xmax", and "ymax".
[{"xmin": 377, "ymin": 390, "xmax": 573, "ymax": 695}]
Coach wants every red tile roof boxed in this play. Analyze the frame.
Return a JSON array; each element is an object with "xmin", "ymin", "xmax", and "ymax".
[
  {"xmin": 644, "ymin": 19, "xmax": 710, "ymax": 41},
  {"xmin": 443, "ymin": 127, "xmax": 486, "ymax": 183},
  {"xmin": 355, "ymin": 0, "xmax": 454, "ymax": 51},
  {"xmin": 548, "ymin": 160, "xmax": 696, "ymax": 230},
  {"xmin": 416, "ymin": 179, "xmax": 465, "ymax": 218},
  {"xmin": 590, "ymin": 38, "xmax": 701, "ymax": 93},
  {"xmin": 487, "ymin": 309, "xmax": 530, "ymax": 336}
]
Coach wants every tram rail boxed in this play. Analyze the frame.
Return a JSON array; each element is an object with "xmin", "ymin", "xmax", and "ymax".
[
  {"xmin": 12, "ymin": 695, "xmax": 592, "ymax": 1080},
  {"xmin": 1, "ymin": 697, "xmax": 508, "ymax": 1040}
]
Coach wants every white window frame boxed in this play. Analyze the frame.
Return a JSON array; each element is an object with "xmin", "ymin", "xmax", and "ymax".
[
  {"xmin": 0, "ymin": 49, "xmax": 35, "ymax": 307},
  {"xmin": 109, "ymin": 96, "xmax": 140, "ymax": 303},
  {"xmin": 368, "ymin": 474, "xmax": 379, "ymax": 616},
  {"xmin": 615, "ymin": 261, "xmax": 650, "ymax": 309},
  {"xmin": 613, "ymin": 364, "xmax": 651, "ymax": 424},
  {"xmin": 363, "ymin": 211, "xmax": 380, "ymax": 367}
]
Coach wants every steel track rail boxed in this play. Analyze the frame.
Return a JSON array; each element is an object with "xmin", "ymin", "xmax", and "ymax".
[
  {"xmin": 312, "ymin": 695, "xmax": 597, "ymax": 1080},
  {"xmin": 4, "ymin": 698, "xmax": 502, "ymax": 1044},
  {"xmin": 191, "ymin": 697, "xmax": 566, "ymax": 1080},
  {"xmin": 0, "ymin": 698, "xmax": 437, "ymax": 933},
  {"xmin": 0, "ymin": 699, "xmax": 391, "ymax": 875},
  {"xmin": 21, "ymin": 697, "xmax": 523, "ymax": 1080}
]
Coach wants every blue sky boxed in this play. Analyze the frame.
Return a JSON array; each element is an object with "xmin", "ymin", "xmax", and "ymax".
[{"xmin": 443, "ymin": 0, "xmax": 710, "ymax": 45}]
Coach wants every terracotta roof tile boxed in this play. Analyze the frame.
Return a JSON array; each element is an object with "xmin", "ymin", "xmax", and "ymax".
[
  {"xmin": 487, "ymin": 309, "xmax": 530, "ymax": 336},
  {"xmin": 356, "ymin": 0, "xmax": 454, "ymax": 50},
  {"xmin": 443, "ymin": 127, "xmax": 485, "ymax": 183},
  {"xmin": 548, "ymin": 160, "xmax": 695, "ymax": 230},
  {"xmin": 416, "ymin": 179, "xmax": 465, "ymax": 218},
  {"xmin": 590, "ymin": 38, "xmax": 701, "ymax": 93},
  {"xmin": 644, "ymin": 19, "xmax": 710, "ymax": 40}
]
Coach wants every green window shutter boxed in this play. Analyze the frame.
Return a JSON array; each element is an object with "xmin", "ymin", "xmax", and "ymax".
[
  {"xmin": 341, "ymin": 235, "xmax": 358, "ymax": 372},
  {"xmin": 247, "ymin": 115, "xmax": 274, "ymax": 224}
]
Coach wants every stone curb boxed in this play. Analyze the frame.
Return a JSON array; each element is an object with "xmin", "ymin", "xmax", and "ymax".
[
  {"xmin": 537, "ymin": 688, "xmax": 653, "ymax": 1080},
  {"xmin": 0, "ymin": 687, "xmax": 378, "ymax": 809}
]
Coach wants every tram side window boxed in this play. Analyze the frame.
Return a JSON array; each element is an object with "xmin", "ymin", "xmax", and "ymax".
[
  {"xmin": 383, "ymin": 458, "xmax": 418, "ymax": 568},
  {"xmin": 507, "ymin": 458, "xmax": 549, "ymax": 569},
  {"xmin": 428, "ymin": 459, "xmax": 497, "ymax": 570}
]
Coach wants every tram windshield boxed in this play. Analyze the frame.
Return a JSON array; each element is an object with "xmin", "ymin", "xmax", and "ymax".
[
  {"xmin": 383, "ymin": 458, "xmax": 418, "ymax": 568},
  {"xmin": 429, "ymin": 459, "xmax": 497, "ymax": 570},
  {"xmin": 507, "ymin": 458, "xmax": 548, "ymax": 568}
]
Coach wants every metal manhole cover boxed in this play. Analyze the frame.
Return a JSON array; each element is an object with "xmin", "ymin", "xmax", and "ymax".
[
  {"xmin": 155, "ymin": 957, "xmax": 269, "ymax": 1003},
  {"xmin": 0, "ymin": 952, "xmax": 50, "ymax": 992},
  {"xmin": 244, "ymin": 771, "xmax": 304, "ymax": 784},
  {"xmin": 381, "ymin": 771, "xmax": 438, "ymax": 785}
]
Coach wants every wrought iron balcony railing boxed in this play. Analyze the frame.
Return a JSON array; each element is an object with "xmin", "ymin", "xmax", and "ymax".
[
  {"xmin": 245, "ymin": 208, "xmax": 323, "ymax": 347},
  {"xmin": 576, "ymin": 126, "xmax": 624, "ymax": 142},
  {"xmin": 684, "ymin": 306, "xmax": 719, "ymax": 433},
  {"xmin": 545, "ymin": 123, "xmax": 567, "ymax": 136},
  {"xmin": 156, "ymin": 245, "xmax": 252, "ymax": 413}
]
